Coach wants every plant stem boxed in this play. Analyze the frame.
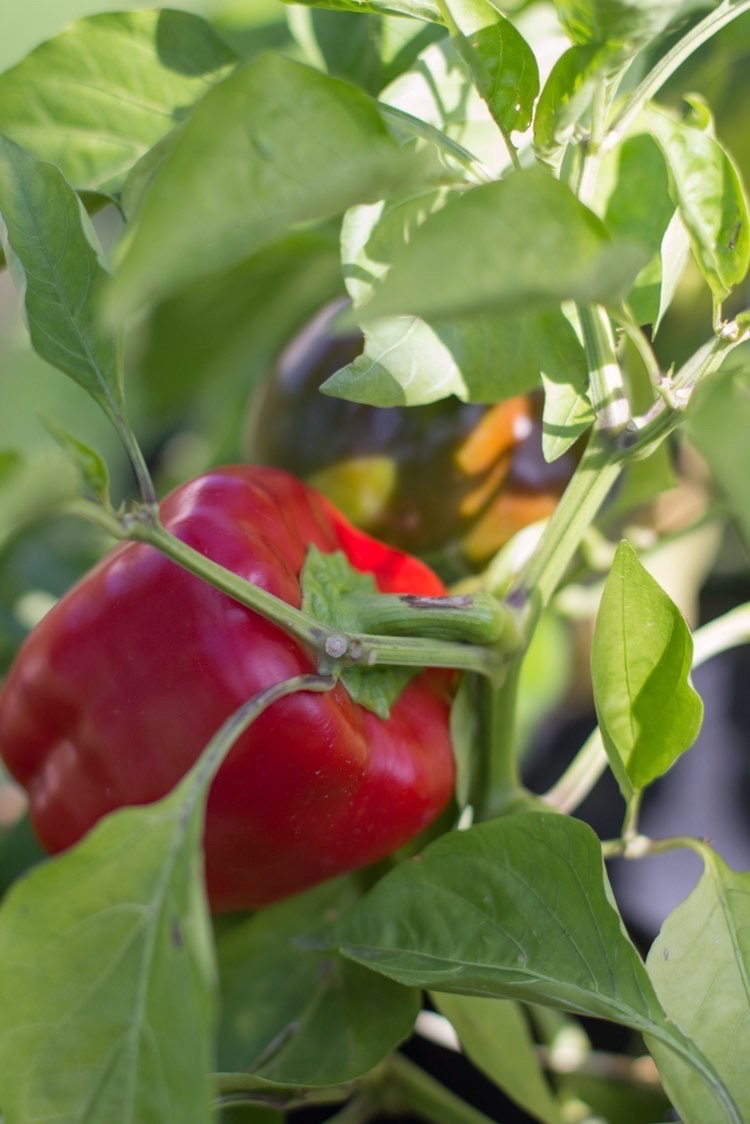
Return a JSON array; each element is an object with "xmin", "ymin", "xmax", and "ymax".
[
  {"xmin": 578, "ymin": 303, "xmax": 632, "ymax": 433},
  {"xmin": 60, "ymin": 499, "xmax": 505, "ymax": 679},
  {"xmin": 382, "ymin": 1054, "xmax": 499, "ymax": 1124}
]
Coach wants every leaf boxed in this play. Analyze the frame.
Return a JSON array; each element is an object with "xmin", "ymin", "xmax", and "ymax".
[
  {"xmin": 0, "ymin": 137, "xmax": 123, "ymax": 426},
  {"xmin": 433, "ymin": 993, "xmax": 562, "ymax": 1124},
  {"xmin": 107, "ymin": 53, "xmax": 439, "ymax": 319},
  {"xmin": 41, "ymin": 417, "xmax": 111, "ymax": 506},
  {"xmin": 0, "ymin": 750, "xmax": 217, "ymax": 1124},
  {"xmin": 336, "ymin": 812, "xmax": 667, "ymax": 1030},
  {"xmin": 553, "ymin": 0, "xmax": 687, "ymax": 49},
  {"xmin": 0, "ymin": 10, "xmax": 236, "ymax": 195},
  {"xmin": 0, "ymin": 675, "xmax": 324, "ymax": 1124},
  {"xmin": 534, "ymin": 45, "xmax": 610, "ymax": 170},
  {"xmin": 646, "ymin": 848, "xmax": 750, "ymax": 1122},
  {"xmin": 359, "ymin": 169, "xmax": 650, "ymax": 322},
  {"xmin": 647, "ymin": 105, "xmax": 750, "ymax": 312},
  {"xmin": 286, "ymin": 0, "xmax": 443, "ymax": 25},
  {"xmin": 600, "ymin": 132, "xmax": 676, "ymax": 326},
  {"xmin": 217, "ymin": 880, "xmax": 419, "ymax": 1085},
  {"xmin": 0, "ymin": 449, "xmax": 79, "ymax": 552},
  {"xmin": 441, "ymin": 0, "xmax": 540, "ymax": 135},
  {"xmin": 591, "ymin": 540, "xmax": 703, "ymax": 800},
  {"xmin": 301, "ymin": 546, "xmax": 414, "ymax": 716},
  {"xmin": 687, "ymin": 362, "xmax": 750, "ymax": 551}
]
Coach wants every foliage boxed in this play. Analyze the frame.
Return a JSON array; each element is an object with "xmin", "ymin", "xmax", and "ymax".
[{"xmin": 1, "ymin": 1, "xmax": 750, "ymax": 1122}]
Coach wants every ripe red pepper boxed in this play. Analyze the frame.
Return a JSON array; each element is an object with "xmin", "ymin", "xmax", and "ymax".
[{"xmin": 0, "ymin": 467, "xmax": 455, "ymax": 912}]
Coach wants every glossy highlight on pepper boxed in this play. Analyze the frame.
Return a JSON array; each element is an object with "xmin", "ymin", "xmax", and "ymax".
[{"xmin": 0, "ymin": 467, "xmax": 456, "ymax": 912}]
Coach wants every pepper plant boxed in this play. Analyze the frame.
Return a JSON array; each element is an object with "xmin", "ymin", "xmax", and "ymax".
[{"xmin": 0, "ymin": 1, "xmax": 750, "ymax": 1122}]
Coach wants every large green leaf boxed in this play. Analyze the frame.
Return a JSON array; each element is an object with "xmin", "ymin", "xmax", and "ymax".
[
  {"xmin": 0, "ymin": 10, "xmax": 236, "ymax": 195},
  {"xmin": 107, "ymin": 53, "xmax": 439, "ymax": 319},
  {"xmin": 217, "ymin": 880, "xmax": 419, "ymax": 1086},
  {"xmin": 0, "ymin": 753, "xmax": 217, "ymax": 1123},
  {"xmin": 433, "ymin": 994, "xmax": 562, "ymax": 1123},
  {"xmin": 647, "ymin": 105, "xmax": 750, "ymax": 312},
  {"xmin": 591, "ymin": 541, "xmax": 703, "ymax": 800},
  {"xmin": 337, "ymin": 812, "xmax": 665, "ymax": 1029},
  {"xmin": 440, "ymin": 0, "xmax": 539, "ymax": 136},
  {"xmin": 0, "ymin": 137, "xmax": 123, "ymax": 426},
  {"xmin": 646, "ymin": 848, "xmax": 750, "ymax": 1122},
  {"xmin": 358, "ymin": 169, "xmax": 649, "ymax": 322}
]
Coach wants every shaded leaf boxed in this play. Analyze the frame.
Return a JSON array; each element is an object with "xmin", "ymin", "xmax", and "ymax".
[
  {"xmin": 0, "ymin": 137, "xmax": 123, "ymax": 425},
  {"xmin": 591, "ymin": 541, "xmax": 703, "ymax": 800},
  {"xmin": 534, "ymin": 44, "xmax": 608, "ymax": 169},
  {"xmin": 646, "ymin": 848, "xmax": 750, "ymax": 1122},
  {"xmin": 107, "ymin": 53, "xmax": 440, "ymax": 319},
  {"xmin": 218, "ymin": 880, "xmax": 419, "ymax": 1085},
  {"xmin": 359, "ymin": 169, "xmax": 649, "ymax": 322},
  {"xmin": 554, "ymin": 0, "xmax": 687, "ymax": 49},
  {"xmin": 433, "ymin": 993, "xmax": 562, "ymax": 1123},
  {"xmin": 647, "ymin": 105, "xmax": 750, "ymax": 312},
  {"xmin": 0, "ymin": 10, "xmax": 236, "ymax": 195}
]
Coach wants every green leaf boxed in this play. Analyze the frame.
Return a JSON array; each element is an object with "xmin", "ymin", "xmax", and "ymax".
[
  {"xmin": 0, "ymin": 137, "xmax": 123, "ymax": 426},
  {"xmin": 441, "ymin": 0, "xmax": 540, "ymax": 135},
  {"xmin": 286, "ymin": 0, "xmax": 443, "ymax": 25},
  {"xmin": 218, "ymin": 880, "xmax": 419, "ymax": 1085},
  {"xmin": 0, "ymin": 10, "xmax": 236, "ymax": 195},
  {"xmin": 301, "ymin": 546, "xmax": 414, "ymax": 716},
  {"xmin": 433, "ymin": 993, "xmax": 562, "ymax": 1124},
  {"xmin": 687, "ymin": 359, "xmax": 750, "ymax": 551},
  {"xmin": 41, "ymin": 417, "xmax": 111, "ymax": 506},
  {"xmin": 0, "ymin": 449, "xmax": 79, "ymax": 551},
  {"xmin": 646, "ymin": 848, "xmax": 750, "ymax": 1123},
  {"xmin": 336, "ymin": 812, "xmax": 666, "ymax": 1030},
  {"xmin": 0, "ymin": 752, "xmax": 217, "ymax": 1123},
  {"xmin": 358, "ymin": 169, "xmax": 649, "ymax": 322},
  {"xmin": 553, "ymin": 0, "xmax": 687, "ymax": 49},
  {"xmin": 591, "ymin": 540, "xmax": 703, "ymax": 800},
  {"xmin": 534, "ymin": 44, "xmax": 610, "ymax": 169},
  {"xmin": 647, "ymin": 106, "xmax": 750, "ymax": 313},
  {"xmin": 107, "ymin": 53, "xmax": 438, "ymax": 320},
  {"xmin": 599, "ymin": 132, "xmax": 676, "ymax": 326}
]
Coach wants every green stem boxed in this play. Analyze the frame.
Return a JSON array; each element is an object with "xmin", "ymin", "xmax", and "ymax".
[
  {"xmin": 350, "ymin": 591, "xmax": 524, "ymax": 648},
  {"xmin": 578, "ymin": 303, "xmax": 633, "ymax": 434},
  {"xmin": 474, "ymin": 661, "xmax": 524, "ymax": 820},
  {"xmin": 604, "ymin": 0, "xmax": 750, "ymax": 156},
  {"xmin": 382, "ymin": 1054, "xmax": 499, "ymax": 1124},
  {"xmin": 61, "ymin": 500, "xmax": 504, "ymax": 679}
]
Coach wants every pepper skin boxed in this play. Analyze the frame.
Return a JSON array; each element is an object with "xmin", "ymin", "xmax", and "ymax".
[{"xmin": 0, "ymin": 467, "xmax": 455, "ymax": 912}]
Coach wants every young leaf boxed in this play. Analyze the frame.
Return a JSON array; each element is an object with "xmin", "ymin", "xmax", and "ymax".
[
  {"xmin": 107, "ymin": 53, "xmax": 440, "ymax": 320},
  {"xmin": 534, "ymin": 44, "xmax": 610, "ymax": 170},
  {"xmin": 217, "ymin": 879, "xmax": 420, "ymax": 1086},
  {"xmin": 336, "ymin": 812, "xmax": 666, "ymax": 1028},
  {"xmin": 433, "ymin": 994, "xmax": 562, "ymax": 1124},
  {"xmin": 301, "ymin": 546, "xmax": 415, "ymax": 716},
  {"xmin": 646, "ymin": 847, "xmax": 750, "ymax": 1122},
  {"xmin": 0, "ymin": 10, "xmax": 236, "ymax": 195},
  {"xmin": 647, "ymin": 106, "xmax": 750, "ymax": 314},
  {"xmin": 591, "ymin": 540, "xmax": 703, "ymax": 801},
  {"xmin": 441, "ymin": 0, "xmax": 540, "ymax": 136},
  {"xmin": 0, "ymin": 137, "xmax": 124, "ymax": 426},
  {"xmin": 41, "ymin": 417, "xmax": 111, "ymax": 507},
  {"xmin": 358, "ymin": 169, "xmax": 649, "ymax": 322}
]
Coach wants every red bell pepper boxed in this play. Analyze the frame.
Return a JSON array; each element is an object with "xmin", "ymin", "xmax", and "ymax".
[{"xmin": 0, "ymin": 467, "xmax": 455, "ymax": 912}]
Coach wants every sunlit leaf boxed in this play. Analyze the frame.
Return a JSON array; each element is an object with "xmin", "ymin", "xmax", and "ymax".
[
  {"xmin": 647, "ymin": 105, "xmax": 750, "ymax": 312},
  {"xmin": 358, "ymin": 169, "xmax": 649, "ymax": 322},
  {"xmin": 554, "ymin": 0, "xmax": 687, "ymax": 49},
  {"xmin": 591, "ymin": 540, "xmax": 703, "ymax": 800},
  {"xmin": 107, "ymin": 53, "xmax": 440, "ymax": 320},
  {"xmin": 0, "ymin": 10, "xmax": 236, "ymax": 195}
]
